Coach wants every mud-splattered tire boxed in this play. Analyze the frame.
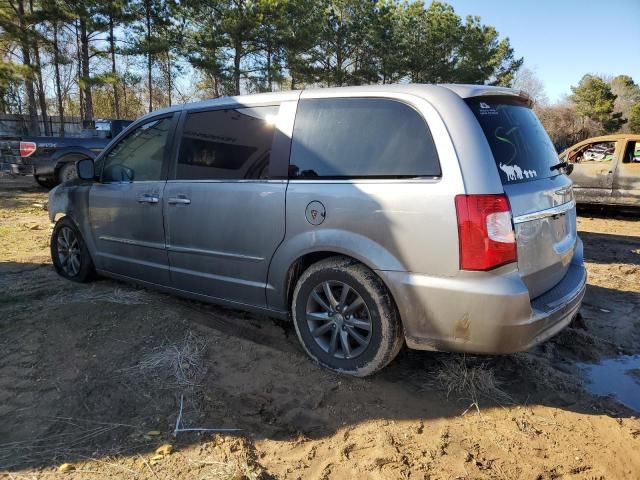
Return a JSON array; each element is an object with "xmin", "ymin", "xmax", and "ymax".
[
  {"xmin": 51, "ymin": 217, "xmax": 95, "ymax": 282},
  {"xmin": 292, "ymin": 256, "xmax": 403, "ymax": 377}
]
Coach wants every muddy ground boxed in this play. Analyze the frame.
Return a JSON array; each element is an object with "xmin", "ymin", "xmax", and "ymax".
[{"xmin": 0, "ymin": 176, "xmax": 639, "ymax": 480}]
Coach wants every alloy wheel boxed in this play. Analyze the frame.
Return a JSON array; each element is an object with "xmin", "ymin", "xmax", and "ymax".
[
  {"xmin": 56, "ymin": 226, "xmax": 81, "ymax": 276},
  {"xmin": 305, "ymin": 280, "xmax": 372, "ymax": 360}
]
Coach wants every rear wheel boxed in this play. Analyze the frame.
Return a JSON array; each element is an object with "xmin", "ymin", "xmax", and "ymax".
[
  {"xmin": 292, "ymin": 256, "xmax": 403, "ymax": 377},
  {"xmin": 58, "ymin": 161, "xmax": 78, "ymax": 184},
  {"xmin": 34, "ymin": 176, "xmax": 56, "ymax": 189},
  {"xmin": 51, "ymin": 217, "xmax": 95, "ymax": 282}
]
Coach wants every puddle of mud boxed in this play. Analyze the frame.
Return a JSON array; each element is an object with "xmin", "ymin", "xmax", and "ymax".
[{"xmin": 578, "ymin": 355, "xmax": 640, "ymax": 412}]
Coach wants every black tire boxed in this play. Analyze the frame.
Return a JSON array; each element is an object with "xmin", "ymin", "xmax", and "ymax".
[
  {"xmin": 51, "ymin": 217, "xmax": 95, "ymax": 282},
  {"xmin": 34, "ymin": 176, "xmax": 57, "ymax": 189},
  {"xmin": 292, "ymin": 256, "xmax": 403, "ymax": 377},
  {"xmin": 58, "ymin": 160, "xmax": 79, "ymax": 184}
]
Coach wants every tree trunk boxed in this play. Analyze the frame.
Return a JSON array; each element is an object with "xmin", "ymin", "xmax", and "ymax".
[
  {"xmin": 29, "ymin": 0, "xmax": 50, "ymax": 135},
  {"xmin": 16, "ymin": 0, "xmax": 39, "ymax": 135},
  {"xmin": 75, "ymin": 20, "xmax": 84, "ymax": 122},
  {"xmin": 53, "ymin": 22, "xmax": 65, "ymax": 136},
  {"xmin": 146, "ymin": 0, "xmax": 153, "ymax": 112},
  {"xmin": 33, "ymin": 43, "xmax": 51, "ymax": 135},
  {"xmin": 233, "ymin": 39, "xmax": 241, "ymax": 95},
  {"xmin": 80, "ymin": 17, "xmax": 93, "ymax": 126},
  {"xmin": 109, "ymin": 16, "xmax": 121, "ymax": 118},
  {"xmin": 266, "ymin": 44, "xmax": 272, "ymax": 92},
  {"xmin": 166, "ymin": 51, "xmax": 172, "ymax": 106}
]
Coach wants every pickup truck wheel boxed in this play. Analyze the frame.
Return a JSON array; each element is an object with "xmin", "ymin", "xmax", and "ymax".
[
  {"xmin": 34, "ymin": 176, "xmax": 56, "ymax": 189},
  {"xmin": 51, "ymin": 217, "xmax": 95, "ymax": 282},
  {"xmin": 292, "ymin": 256, "xmax": 403, "ymax": 377},
  {"xmin": 58, "ymin": 162, "xmax": 78, "ymax": 184}
]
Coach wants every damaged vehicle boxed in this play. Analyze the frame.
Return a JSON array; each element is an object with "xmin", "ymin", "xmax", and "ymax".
[
  {"xmin": 560, "ymin": 134, "xmax": 640, "ymax": 207},
  {"xmin": 48, "ymin": 84, "xmax": 587, "ymax": 376}
]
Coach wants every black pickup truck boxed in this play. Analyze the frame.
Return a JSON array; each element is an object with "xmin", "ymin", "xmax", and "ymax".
[{"xmin": 0, "ymin": 119, "xmax": 131, "ymax": 188}]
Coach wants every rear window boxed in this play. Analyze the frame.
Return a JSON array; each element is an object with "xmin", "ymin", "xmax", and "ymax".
[
  {"xmin": 289, "ymin": 98, "xmax": 440, "ymax": 179},
  {"xmin": 467, "ymin": 98, "xmax": 559, "ymax": 184}
]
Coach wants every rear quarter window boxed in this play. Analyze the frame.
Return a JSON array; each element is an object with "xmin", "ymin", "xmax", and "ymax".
[
  {"xmin": 289, "ymin": 98, "xmax": 440, "ymax": 179},
  {"xmin": 467, "ymin": 98, "xmax": 560, "ymax": 185}
]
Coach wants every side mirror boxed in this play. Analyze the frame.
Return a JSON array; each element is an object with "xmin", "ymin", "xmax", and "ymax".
[
  {"xmin": 565, "ymin": 163, "xmax": 574, "ymax": 175},
  {"xmin": 76, "ymin": 158, "xmax": 95, "ymax": 180}
]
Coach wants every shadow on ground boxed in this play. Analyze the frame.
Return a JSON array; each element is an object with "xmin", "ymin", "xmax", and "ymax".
[{"xmin": 1, "ymin": 257, "xmax": 638, "ymax": 473}]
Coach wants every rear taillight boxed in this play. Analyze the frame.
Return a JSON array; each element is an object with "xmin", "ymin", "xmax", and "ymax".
[
  {"xmin": 455, "ymin": 194, "xmax": 517, "ymax": 271},
  {"xmin": 19, "ymin": 141, "xmax": 37, "ymax": 157}
]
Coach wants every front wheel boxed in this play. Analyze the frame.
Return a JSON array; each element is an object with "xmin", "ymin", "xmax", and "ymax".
[
  {"xmin": 51, "ymin": 217, "xmax": 95, "ymax": 282},
  {"xmin": 292, "ymin": 256, "xmax": 403, "ymax": 377}
]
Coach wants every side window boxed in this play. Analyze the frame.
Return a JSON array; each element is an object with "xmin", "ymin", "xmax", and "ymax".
[
  {"xmin": 176, "ymin": 105, "xmax": 279, "ymax": 180},
  {"xmin": 623, "ymin": 141, "xmax": 640, "ymax": 164},
  {"xmin": 573, "ymin": 141, "xmax": 616, "ymax": 164},
  {"xmin": 101, "ymin": 117, "xmax": 173, "ymax": 182},
  {"xmin": 289, "ymin": 98, "xmax": 440, "ymax": 178}
]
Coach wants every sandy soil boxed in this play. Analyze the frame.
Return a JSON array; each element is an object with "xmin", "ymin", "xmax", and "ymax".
[{"xmin": 0, "ymin": 176, "xmax": 639, "ymax": 479}]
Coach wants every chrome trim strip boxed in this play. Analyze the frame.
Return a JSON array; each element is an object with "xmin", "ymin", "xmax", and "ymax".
[
  {"xmin": 98, "ymin": 235, "xmax": 166, "ymax": 250},
  {"xmin": 513, "ymin": 199, "xmax": 576, "ymax": 224},
  {"xmin": 167, "ymin": 245, "xmax": 264, "ymax": 262}
]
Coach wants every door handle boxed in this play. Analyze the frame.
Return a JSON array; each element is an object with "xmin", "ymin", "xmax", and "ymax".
[
  {"xmin": 138, "ymin": 193, "xmax": 159, "ymax": 204},
  {"xmin": 167, "ymin": 195, "xmax": 191, "ymax": 205}
]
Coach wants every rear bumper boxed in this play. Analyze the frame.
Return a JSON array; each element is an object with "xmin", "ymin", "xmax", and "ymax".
[{"xmin": 378, "ymin": 240, "xmax": 587, "ymax": 354}]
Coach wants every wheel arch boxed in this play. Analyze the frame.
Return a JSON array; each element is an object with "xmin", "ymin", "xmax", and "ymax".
[{"xmin": 267, "ymin": 232, "xmax": 405, "ymax": 316}]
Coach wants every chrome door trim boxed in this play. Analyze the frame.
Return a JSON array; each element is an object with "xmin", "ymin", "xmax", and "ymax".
[
  {"xmin": 513, "ymin": 199, "xmax": 576, "ymax": 224},
  {"xmin": 99, "ymin": 235, "xmax": 166, "ymax": 250},
  {"xmin": 166, "ymin": 245, "xmax": 265, "ymax": 262}
]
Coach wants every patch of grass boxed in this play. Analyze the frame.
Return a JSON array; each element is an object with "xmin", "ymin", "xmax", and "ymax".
[
  {"xmin": 124, "ymin": 330, "xmax": 207, "ymax": 391},
  {"xmin": 435, "ymin": 355, "xmax": 512, "ymax": 409}
]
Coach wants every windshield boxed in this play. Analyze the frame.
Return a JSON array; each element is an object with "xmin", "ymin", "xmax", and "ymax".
[{"xmin": 466, "ymin": 98, "xmax": 559, "ymax": 185}]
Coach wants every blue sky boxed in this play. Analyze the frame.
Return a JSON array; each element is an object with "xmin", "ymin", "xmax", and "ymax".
[{"xmin": 446, "ymin": 0, "xmax": 640, "ymax": 103}]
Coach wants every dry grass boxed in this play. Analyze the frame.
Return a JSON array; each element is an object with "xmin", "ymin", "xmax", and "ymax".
[
  {"xmin": 50, "ymin": 286, "xmax": 150, "ymax": 306},
  {"xmin": 0, "ymin": 416, "xmax": 141, "ymax": 471},
  {"xmin": 435, "ymin": 355, "xmax": 512, "ymax": 409},
  {"xmin": 124, "ymin": 330, "xmax": 207, "ymax": 391}
]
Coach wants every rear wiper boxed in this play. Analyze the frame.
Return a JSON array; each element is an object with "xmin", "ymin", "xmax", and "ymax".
[{"xmin": 550, "ymin": 161, "xmax": 569, "ymax": 172}]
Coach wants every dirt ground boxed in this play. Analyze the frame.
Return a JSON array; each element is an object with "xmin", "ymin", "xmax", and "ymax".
[{"xmin": 0, "ymin": 176, "xmax": 639, "ymax": 480}]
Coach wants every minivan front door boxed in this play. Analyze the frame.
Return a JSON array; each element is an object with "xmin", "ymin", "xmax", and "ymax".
[
  {"xmin": 164, "ymin": 102, "xmax": 295, "ymax": 307},
  {"xmin": 89, "ymin": 115, "xmax": 175, "ymax": 285}
]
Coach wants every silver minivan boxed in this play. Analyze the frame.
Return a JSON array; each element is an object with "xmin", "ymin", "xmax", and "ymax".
[{"xmin": 48, "ymin": 84, "xmax": 587, "ymax": 376}]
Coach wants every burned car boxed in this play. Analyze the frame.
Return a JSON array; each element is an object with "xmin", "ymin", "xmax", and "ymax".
[{"xmin": 560, "ymin": 134, "xmax": 640, "ymax": 207}]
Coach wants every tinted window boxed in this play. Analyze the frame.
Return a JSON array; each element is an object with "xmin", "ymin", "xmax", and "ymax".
[
  {"xmin": 176, "ymin": 106, "xmax": 278, "ymax": 180},
  {"xmin": 289, "ymin": 98, "xmax": 440, "ymax": 178},
  {"xmin": 467, "ymin": 98, "xmax": 559, "ymax": 184},
  {"xmin": 101, "ymin": 117, "xmax": 172, "ymax": 182}
]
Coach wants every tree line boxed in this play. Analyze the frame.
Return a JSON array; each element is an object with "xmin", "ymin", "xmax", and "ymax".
[
  {"xmin": 531, "ymin": 74, "xmax": 640, "ymax": 151},
  {"xmin": 0, "ymin": 0, "xmax": 523, "ymax": 135}
]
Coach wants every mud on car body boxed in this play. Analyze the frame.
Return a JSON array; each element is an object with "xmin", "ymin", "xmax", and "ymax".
[{"xmin": 48, "ymin": 84, "xmax": 587, "ymax": 376}]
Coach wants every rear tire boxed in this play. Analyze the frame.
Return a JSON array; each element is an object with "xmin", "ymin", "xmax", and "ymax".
[
  {"xmin": 34, "ymin": 176, "xmax": 56, "ymax": 189},
  {"xmin": 51, "ymin": 217, "xmax": 95, "ymax": 282},
  {"xmin": 58, "ymin": 162, "xmax": 78, "ymax": 184},
  {"xmin": 292, "ymin": 256, "xmax": 403, "ymax": 377}
]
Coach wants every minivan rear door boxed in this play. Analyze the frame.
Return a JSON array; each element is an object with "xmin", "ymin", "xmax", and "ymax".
[{"xmin": 467, "ymin": 98, "xmax": 577, "ymax": 299}]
